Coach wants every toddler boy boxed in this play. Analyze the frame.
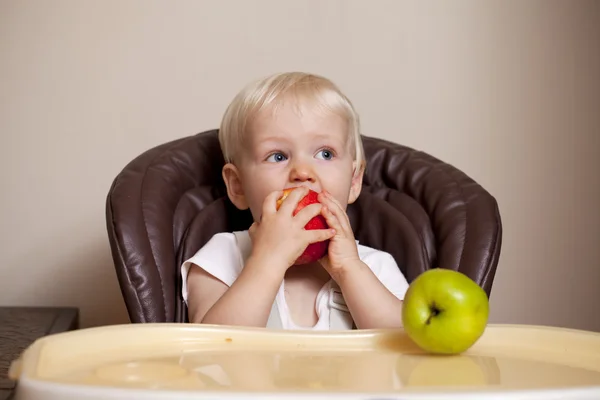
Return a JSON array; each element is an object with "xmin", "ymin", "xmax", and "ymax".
[{"xmin": 181, "ymin": 72, "xmax": 409, "ymax": 330}]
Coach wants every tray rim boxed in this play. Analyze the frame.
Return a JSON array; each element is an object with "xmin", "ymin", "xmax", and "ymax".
[{"xmin": 9, "ymin": 323, "xmax": 600, "ymax": 399}]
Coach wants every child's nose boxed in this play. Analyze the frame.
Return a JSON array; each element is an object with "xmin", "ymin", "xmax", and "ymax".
[{"xmin": 289, "ymin": 161, "xmax": 316, "ymax": 183}]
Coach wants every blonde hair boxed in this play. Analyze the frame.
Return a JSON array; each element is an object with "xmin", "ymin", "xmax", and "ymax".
[{"xmin": 218, "ymin": 72, "xmax": 365, "ymax": 176}]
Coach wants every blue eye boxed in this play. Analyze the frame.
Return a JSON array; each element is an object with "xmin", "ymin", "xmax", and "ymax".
[
  {"xmin": 316, "ymin": 149, "xmax": 334, "ymax": 160},
  {"xmin": 266, "ymin": 152, "xmax": 287, "ymax": 162}
]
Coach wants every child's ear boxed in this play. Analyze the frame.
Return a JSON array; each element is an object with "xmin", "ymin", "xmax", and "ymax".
[
  {"xmin": 348, "ymin": 160, "xmax": 365, "ymax": 204},
  {"xmin": 222, "ymin": 163, "xmax": 249, "ymax": 210}
]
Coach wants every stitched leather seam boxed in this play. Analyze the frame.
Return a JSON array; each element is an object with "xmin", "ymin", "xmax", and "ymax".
[
  {"xmin": 139, "ymin": 136, "xmax": 197, "ymax": 322},
  {"xmin": 399, "ymin": 149, "xmax": 468, "ymax": 274},
  {"xmin": 106, "ymin": 180, "xmax": 144, "ymax": 322},
  {"xmin": 479, "ymin": 200, "xmax": 502, "ymax": 296}
]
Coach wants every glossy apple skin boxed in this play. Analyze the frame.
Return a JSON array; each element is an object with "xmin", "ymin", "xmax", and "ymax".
[
  {"xmin": 401, "ymin": 268, "xmax": 490, "ymax": 354},
  {"xmin": 276, "ymin": 188, "xmax": 329, "ymax": 264}
]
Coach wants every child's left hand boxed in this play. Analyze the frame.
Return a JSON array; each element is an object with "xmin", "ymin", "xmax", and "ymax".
[{"xmin": 317, "ymin": 191, "xmax": 361, "ymax": 275}]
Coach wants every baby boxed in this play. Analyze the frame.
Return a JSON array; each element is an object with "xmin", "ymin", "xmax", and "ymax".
[{"xmin": 181, "ymin": 72, "xmax": 409, "ymax": 330}]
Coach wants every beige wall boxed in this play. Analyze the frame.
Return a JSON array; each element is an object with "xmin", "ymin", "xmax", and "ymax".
[{"xmin": 1, "ymin": 1, "xmax": 598, "ymax": 331}]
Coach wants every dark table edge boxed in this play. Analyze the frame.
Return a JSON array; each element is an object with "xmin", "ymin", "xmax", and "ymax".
[
  {"xmin": 0, "ymin": 307, "xmax": 79, "ymax": 400},
  {"xmin": 48, "ymin": 307, "xmax": 80, "ymax": 333}
]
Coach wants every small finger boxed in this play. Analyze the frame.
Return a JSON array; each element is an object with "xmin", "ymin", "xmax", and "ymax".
[
  {"xmin": 322, "ymin": 191, "xmax": 348, "ymax": 213},
  {"xmin": 321, "ymin": 192, "xmax": 353, "ymax": 232},
  {"xmin": 278, "ymin": 187, "xmax": 309, "ymax": 215},
  {"xmin": 321, "ymin": 206, "xmax": 344, "ymax": 234},
  {"xmin": 262, "ymin": 190, "xmax": 283, "ymax": 216},
  {"xmin": 248, "ymin": 222, "xmax": 258, "ymax": 239},
  {"xmin": 304, "ymin": 228, "xmax": 336, "ymax": 244},
  {"xmin": 294, "ymin": 203, "xmax": 324, "ymax": 227}
]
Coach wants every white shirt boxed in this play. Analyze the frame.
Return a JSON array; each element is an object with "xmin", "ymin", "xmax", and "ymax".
[{"xmin": 181, "ymin": 230, "xmax": 409, "ymax": 330}]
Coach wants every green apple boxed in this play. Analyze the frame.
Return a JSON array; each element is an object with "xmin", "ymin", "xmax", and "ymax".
[{"xmin": 401, "ymin": 268, "xmax": 489, "ymax": 355}]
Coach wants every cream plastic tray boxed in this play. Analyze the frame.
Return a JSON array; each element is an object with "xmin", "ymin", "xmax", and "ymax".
[{"xmin": 8, "ymin": 323, "xmax": 600, "ymax": 400}]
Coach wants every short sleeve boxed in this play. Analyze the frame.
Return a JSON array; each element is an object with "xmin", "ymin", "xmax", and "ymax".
[
  {"xmin": 359, "ymin": 247, "xmax": 410, "ymax": 301},
  {"xmin": 180, "ymin": 232, "xmax": 244, "ymax": 304},
  {"xmin": 375, "ymin": 252, "xmax": 410, "ymax": 300}
]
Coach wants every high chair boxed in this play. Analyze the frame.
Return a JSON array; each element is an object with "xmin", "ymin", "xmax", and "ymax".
[{"xmin": 105, "ymin": 130, "xmax": 502, "ymax": 323}]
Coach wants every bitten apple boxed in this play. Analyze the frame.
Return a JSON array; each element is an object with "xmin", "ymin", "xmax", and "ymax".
[
  {"xmin": 276, "ymin": 187, "xmax": 330, "ymax": 265},
  {"xmin": 401, "ymin": 269, "xmax": 490, "ymax": 355}
]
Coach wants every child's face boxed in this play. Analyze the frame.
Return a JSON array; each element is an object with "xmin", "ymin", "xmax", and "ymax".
[{"xmin": 224, "ymin": 98, "xmax": 363, "ymax": 222}]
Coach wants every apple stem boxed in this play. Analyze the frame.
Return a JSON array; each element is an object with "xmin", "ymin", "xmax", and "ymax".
[{"xmin": 425, "ymin": 305, "xmax": 441, "ymax": 325}]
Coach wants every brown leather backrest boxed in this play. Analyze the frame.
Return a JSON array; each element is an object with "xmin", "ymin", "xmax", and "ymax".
[{"xmin": 106, "ymin": 130, "xmax": 502, "ymax": 323}]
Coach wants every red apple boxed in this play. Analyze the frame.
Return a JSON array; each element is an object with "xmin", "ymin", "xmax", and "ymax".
[{"xmin": 276, "ymin": 188, "xmax": 330, "ymax": 264}]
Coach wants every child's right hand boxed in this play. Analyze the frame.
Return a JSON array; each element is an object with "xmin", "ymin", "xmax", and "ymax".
[{"xmin": 248, "ymin": 187, "xmax": 336, "ymax": 271}]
